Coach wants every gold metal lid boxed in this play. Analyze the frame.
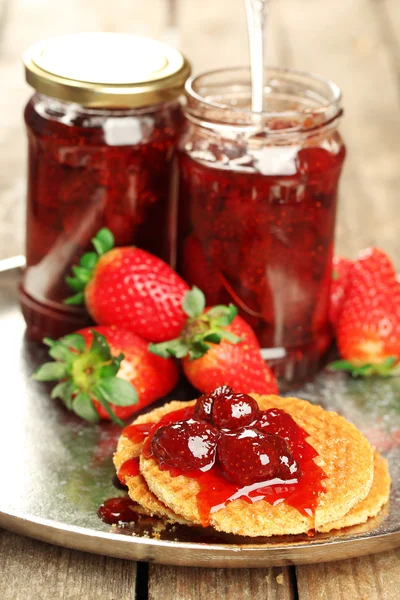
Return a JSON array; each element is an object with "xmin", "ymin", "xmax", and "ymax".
[{"xmin": 24, "ymin": 33, "xmax": 191, "ymax": 108}]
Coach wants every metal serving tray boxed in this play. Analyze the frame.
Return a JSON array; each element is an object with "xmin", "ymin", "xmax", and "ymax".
[{"xmin": 0, "ymin": 264, "xmax": 399, "ymax": 567}]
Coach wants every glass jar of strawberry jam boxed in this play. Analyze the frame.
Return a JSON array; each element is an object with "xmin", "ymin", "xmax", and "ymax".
[
  {"xmin": 21, "ymin": 33, "xmax": 190, "ymax": 340},
  {"xmin": 178, "ymin": 67, "xmax": 345, "ymax": 384}
]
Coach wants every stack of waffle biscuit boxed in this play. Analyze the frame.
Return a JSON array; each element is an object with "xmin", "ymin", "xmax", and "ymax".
[{"xmin": 114, "ymin": 395, "xmax": 391, "ymax": 537}]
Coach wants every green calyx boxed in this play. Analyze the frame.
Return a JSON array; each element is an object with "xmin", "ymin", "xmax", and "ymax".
[
  {"xmin": 65, "ymin": 228, "xmax": 115, "ymax": 305},
  {"xmin": 32, "ymin": 331, "xmax": 138, "ymax": 425},
  {"xmin": 149, "ymin": 286, "xmax": 242, "ymax": 361},
  {"xmin": 329, "ymin": 356, "xmax": 400, "ymax": 378}
]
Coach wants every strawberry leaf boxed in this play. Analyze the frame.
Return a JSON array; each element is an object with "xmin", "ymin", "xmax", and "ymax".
[
  {"xmin": 329, "ymin": 356, "xmax": 399, "ymax": 378},
  {"xmin": 94, "ymin": 377, "xmax": 138, "ymax": 407},
  {"xmin": 51, "ymin": 380, "xmax": 76, "ymax": 409},
  {"xmin": 91, "ymin": 228, "xmax": 114, "ymax": 256},
  {"xmin": 79, "ymin": 252, "xmax": 98, "ymax": 270},
  {"xmin": 99, "ymin": 354, "xmax": 124, "ymax": 378},
  {"xmin": 149, "ymin": 339, "xmax": 189, "ymax": 359},
  {"xmin": 65, "ymin": 228, "xmax": 114, "ymax": 303},
  {"xmin": 189, "ymin": 340, "xmax": 210, "ymax": 360},
  {"xmin": 328, "ymin": 360, "xmax": 355, "ymax": 372},
  {"xmin": 65, "ymin": 276, "xmax": 85, "ymax": 292},
  {"xmin": 206, "ymin": 304, "xmax": 237, "ymax": 326},
  {"xmin": 203, "ymin": 332, "xmax": 223, "ymax": 344},
  {"xmin": 90, "ymin": 330, "xmax": 112, "ymax": 362},
  {"xmin": 183, "ymin": 286, "xmax": 205, "ymax": 318},
  {"xmin": 61, "ymin": 334, "xmax": 87, "ymax": 353},
  {"xmin": 218, "ymin": 329, "xmax": 242, "ymax": 344},
  {"xmin": 72, "ymin": 265, "xmax": 91, "ymax": 283},
  {"xmin": 93, "ymin": 392, "xmax": 124, "ymax": 425},
  {"xmin": 64, "ymin": 292, "xmax": 85, "ymax": 306},
  {"xmin": 33, "ymin": 362, "xmax": 69, "ymax": 381},
  {"xmin": 72, "ymin": 392, "xmax": 100, "ymax": 423},
  {"xmin": 47, "ymin": 341, "xmax": 77, "ymax": 364}
]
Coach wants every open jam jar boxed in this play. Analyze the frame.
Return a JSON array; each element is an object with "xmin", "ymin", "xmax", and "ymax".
[
  {"xmin": 21, "ymin": 33, "xmax": 190, "ymax": 340},
  {"xmin": 178, "ymin": 67, "xmax": 346, "ymax": 385}
]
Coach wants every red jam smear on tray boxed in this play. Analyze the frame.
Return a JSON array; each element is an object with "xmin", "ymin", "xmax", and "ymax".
[
  {"xmin": 97, "ymin": 497, "xmax": 140, "ymax": 525},
  {"xmin": 178, "ymin": 145, "xmax": 346, "ymax": 380},
  {"xmin": 21, "ymin": 96, "xmax": 182, "ymax": 340},
  {"xmin": 143, "ymin": 389, "xmax": 326, "ymax": 526}
]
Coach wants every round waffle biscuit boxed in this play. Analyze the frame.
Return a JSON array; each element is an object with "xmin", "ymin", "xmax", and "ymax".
[
  {"xmin": 140, "ymin": 395, "xmax": 375, "ymax": 536},
  {"xmin": 113, "ymin": 401, "xmax": 194, "ymax": 524},
  {"xmin": 317, "ymin": 450, "xmax": 390, "ymax": 532}
]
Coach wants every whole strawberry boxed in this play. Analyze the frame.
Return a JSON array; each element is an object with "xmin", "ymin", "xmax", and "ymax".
[
  {"xmin": 33, "ymin": 326, "xmax": 179, "ymax": 424},
  {"xmin": 149, "ymin": 288, "xmax": 278, "ymax": 394},
  {"xmin": 332, "ymin": 248, "xmax": 400, "ymax": 376},
  {"xmin": 329, "ymin": 255, "xmax": 353, "ymax": 331},
  {"xmin": 65, "ymin": 228, "xmax": 189, "ymax": 342}
]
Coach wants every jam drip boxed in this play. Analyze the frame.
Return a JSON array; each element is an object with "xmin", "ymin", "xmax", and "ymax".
[
  {"xmin": 143, "ymin": 388, "xmax": 326, "ymax": 525},
  {"xmin": 98, "ymin": 497, "xmax": 140, "ymax": 525},
  {"xmin": 118, "ymin": 457, "xmax": 141, "ymax": 484}
]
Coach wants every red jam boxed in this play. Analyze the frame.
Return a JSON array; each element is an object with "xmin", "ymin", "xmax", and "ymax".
[
  {"xmin": 21, "ymin": 94, "xmax": 182, "ymax": 340},
  {"xmin": 178, "ymin": 147, "xmax": 345, "ymax": 382},
  {"xmin": 117, "ymin": 457, "xmax": 141, "ymax": 484},
  {"xmin": 143, "ymin": 392, "xmax": 325, "ymax": 526},
  {"xmin": 122, "ymin": 423, "xmax": 154, "ymax": 444},
  {"xmin": 97, "ymin": 497, "xmax": 139, "ymax": 525}
]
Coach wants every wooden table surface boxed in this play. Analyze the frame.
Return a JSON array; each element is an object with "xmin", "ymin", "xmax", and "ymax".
[{"xmin": 1, "ymin": 0, "xmax": 400, "ymax": 598}]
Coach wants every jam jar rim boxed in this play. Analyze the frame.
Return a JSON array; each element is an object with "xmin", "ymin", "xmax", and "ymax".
[
  {"xmin": 184, "ymin": 66, "xmax": 343, "ymax": 136},
  {"xmin": 29, "ymin": 92, "xmax": 182, "ymax": 117}
]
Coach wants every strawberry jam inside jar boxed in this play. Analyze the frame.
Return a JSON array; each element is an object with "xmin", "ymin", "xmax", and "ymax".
[
  {"xmin": 21, "ymin": 33, "xmax": 190, "ymax": 340},
  {"xmin": 178, "ymin": 68, "xmax": 346, "ymax": 385}
]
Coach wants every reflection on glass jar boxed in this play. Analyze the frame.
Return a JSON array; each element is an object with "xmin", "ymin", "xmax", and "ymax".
[
  {"xmin": 21, "ymin": 33, "xmax": 190, "ymax": 340},
  {"xmin": 178, "ymin": 67, "xmax": 346, "ymax": 384}
]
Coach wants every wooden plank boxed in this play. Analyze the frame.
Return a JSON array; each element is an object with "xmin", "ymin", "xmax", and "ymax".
[
  {"xmin": 296, "ymin": 550, "xmax": 400, "ymax": 600},
  {"xmin": 0, "ymin": 529, "xmax": 137, "ymax": 600},
  {"xmin": 148, "ymin": 564, "xmax": 295, "ymax": 600}
]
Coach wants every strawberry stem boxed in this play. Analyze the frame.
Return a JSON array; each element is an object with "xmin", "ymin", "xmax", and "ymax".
[{"xmin": 149, "ymin": 287, "xmax": 242, "ymax": 360}]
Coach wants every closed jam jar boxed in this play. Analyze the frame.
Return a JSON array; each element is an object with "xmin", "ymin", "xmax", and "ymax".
[
  {"xmin": 178, "ymin": 67, "xmax": 346, "ymax": 384},
  {"xmin": 21, "ymin": 33, "xmax": 190, "ymax": 340}
]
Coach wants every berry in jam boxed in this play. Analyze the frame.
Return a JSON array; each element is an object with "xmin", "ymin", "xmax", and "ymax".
[
  {"xmin": 151, "ymin": 419, "xmax": 220, "ymax": 471},
  {"xmin": 177, "ymin": 66, "xmax": 346, "ymax": 385},
  {"xmin": 98, "ymin": 497, "xmax": 139, "ymax": 525},
  {"xmin": 21, "ymin": 95, "xmax": 183, "ymax": 341},
  {"xmin": 217, "ymin": 427, "xmax": 299, "ymax": 485},
  {"xmin": 193, "ymin": 393, "xmax": 214, "ymax": 422},
  {"xmin": 254, "ymin": 408, "xmax": 318, "ymax": 462},
  {"xmin": 178, "ymin": 150, "xmax": 344, "ymax": 383},
  {"xmin": 211, "ymin": 391, "xmax": 259, "ymax": 430}
]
